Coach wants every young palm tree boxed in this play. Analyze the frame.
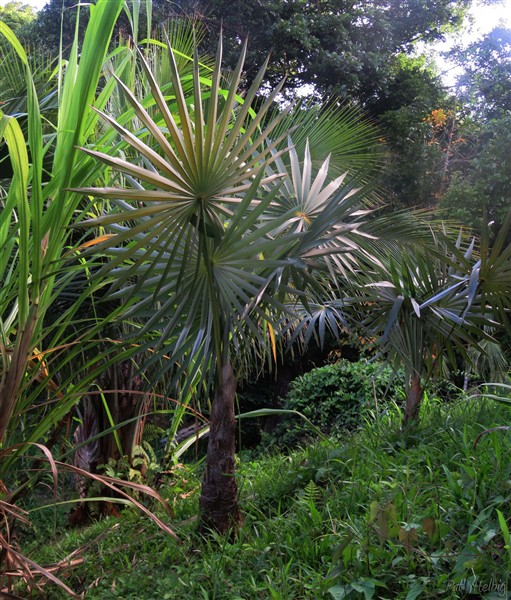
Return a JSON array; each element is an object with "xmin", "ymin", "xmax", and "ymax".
[
  {"xmin": 76, "ymin": 34, "xmax": 386, "ymax": 533},
  {"xmin": 354, "ymin": 214, "xmax": 511, "ymax": 427}
]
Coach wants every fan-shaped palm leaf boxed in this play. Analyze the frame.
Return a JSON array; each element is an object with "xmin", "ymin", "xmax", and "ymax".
[
  {"xmin": 352, "ymin": 226, "xmax": 510, "ymax": 425},
  {"xmin": 75, "ymin": 37, "xmax": 301, "ymax": 377},
  {"xmin": 76, "ymin": 33, "xmax": 391, "ymax": 532}
]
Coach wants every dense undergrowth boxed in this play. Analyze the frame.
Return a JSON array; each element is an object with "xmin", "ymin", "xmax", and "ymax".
[
  {"xmin": 14, "ymin": 395, "xmax": 511, "ymax": 599},
  {"xmin": 262, "ymin": 359, "xmax": 403, "ymax": 449}
]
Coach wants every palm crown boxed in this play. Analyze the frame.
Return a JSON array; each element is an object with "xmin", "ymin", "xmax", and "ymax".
[
  {"xmin": 75, "ymin": 34, "xmax": 382, "ymax": 532},
  {"xmin": 77, "ymin": 37, "xmax": 377, "ymax": 391}
]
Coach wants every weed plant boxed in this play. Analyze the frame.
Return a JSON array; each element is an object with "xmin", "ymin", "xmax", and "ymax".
[{"xmin": 15, "ymin": 395, "xmax": 511, "ymax": 599}]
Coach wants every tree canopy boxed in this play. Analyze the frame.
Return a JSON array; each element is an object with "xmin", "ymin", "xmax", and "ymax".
[
  {"xmin": 180, "ymin": 0, "xmax": 470, "ymax": 107},
  {"xmin": 0, "ymin": 1, "xmax": 35, "ymax": 33},
  {"xmin": 452, "ymin": 26, "xmax": 511, "ymax": 119},
  {"xmin": 21, "ymin": 0, "xmax": 471, "ymax": 110}
]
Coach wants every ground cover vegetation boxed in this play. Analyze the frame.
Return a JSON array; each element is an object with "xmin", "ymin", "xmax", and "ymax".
[
  {"xmin": 13, "ymin": 395, "xmax": 511, "ymax": 598},
  {"xmin": 1, "ymin": 0, "xmax": 511, "ymax": 597}
]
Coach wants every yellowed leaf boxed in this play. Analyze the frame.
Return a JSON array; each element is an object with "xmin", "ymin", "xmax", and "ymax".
[
  {"xmin": 399, "ymin": 527, "xmax": 418, "ymax": 553},
  {"xmin": 422, "ymin": 517, "xmax": 436, "ymax": 541}
]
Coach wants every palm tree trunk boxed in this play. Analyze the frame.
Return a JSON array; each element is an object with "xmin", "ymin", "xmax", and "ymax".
[
  {"xmin": 403, "ymin": 375, "xmax": 424, "ymax": 427},
  {"xmin": 199, "ymin": 362, "xmax": 241, "ymax": 535}
]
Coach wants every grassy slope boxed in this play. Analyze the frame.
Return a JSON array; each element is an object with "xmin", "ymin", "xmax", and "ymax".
[{"xmin": 18, "ymin": 397, "xmax": 511, "ymax": 599}]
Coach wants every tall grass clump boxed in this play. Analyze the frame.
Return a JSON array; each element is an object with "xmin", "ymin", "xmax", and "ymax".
[{"xmin": 0, "ymin": 3, "xmax": 181, "ymax": 595}]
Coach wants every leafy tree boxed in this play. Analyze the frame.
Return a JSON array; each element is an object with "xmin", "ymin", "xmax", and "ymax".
[
  {"xmin": 20, "ymin": 0, "xmax": 91, "ymax": 55},
  {"xmin": 182, "ymin": 0, "xmax": 470, "ymax": 105},
  {"xmin": 377, "ymin": 55, "xmax": 453, "ymax": 208},
  {"xmin": 438, "ymin": 115, "xmax": 511, "ymax": 230},
  {"xmin": 21, "ymin": 0, "xmax": 160, "ymax": 56},
  {"xmin": 452, "ymin": 26, "xmax": 511, "ymax": 119},
  {"xmin": 0, "ymin": 0, "xmax": 36, "ymax": 62},
  {"xmin": 0, "ymin": 1, "xmax": 36, "ymax": 33},
  {"xmin": 437, "ymin": 27, "xmax": 511, "ymax": 229}
]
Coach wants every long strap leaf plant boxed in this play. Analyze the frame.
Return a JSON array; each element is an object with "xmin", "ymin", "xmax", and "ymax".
[{"xmin": 0, "ymin": 3, "xmax": 188, "ymax": 596}]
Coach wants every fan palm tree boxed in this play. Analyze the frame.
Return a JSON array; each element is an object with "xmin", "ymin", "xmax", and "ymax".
[
  {"xmin": 354, "ymin": 214, "xmax": 511, "ymax": 427},
  {"xmin": 76, "ymin": 32, "xmax": 389, "ymax": 533}
]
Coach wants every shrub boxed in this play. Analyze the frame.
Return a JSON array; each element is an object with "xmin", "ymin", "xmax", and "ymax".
[{"xmin": 264, "ymin": 359, "xmax": 403, "ymax": 448}]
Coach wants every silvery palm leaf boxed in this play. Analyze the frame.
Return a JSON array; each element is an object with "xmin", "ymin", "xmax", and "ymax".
[
  {"xmin": 262, "ymin": 140, "xmax": 368, "ymax": 282},
  {"xmin": 356, "ymin": 240, "xmax": 496, "ymax": 383},
  {"xmin": 75, "ymin": 37, "xmax": 304, "ymax": 389}
]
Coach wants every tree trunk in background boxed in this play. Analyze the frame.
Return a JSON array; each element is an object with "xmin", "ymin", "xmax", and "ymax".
[
  {"xmin": 97, "ymin": 358, "xmax": 145, "ymax": 463},
  {"xmin": 200, "ymin": 362, "xmax": 241, "ymax": 535},
  {"xmin": 403, "ymin": 374, "xmax": 424, "ymax": 427},
  {"xmin": 69, "ymin": 358, "xmax": 146, "ymax": 525}
]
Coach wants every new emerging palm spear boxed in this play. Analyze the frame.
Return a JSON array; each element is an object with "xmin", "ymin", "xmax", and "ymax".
[{"xmin": 76, "ymin": 37, "xmax": 372, "ymax": 533}]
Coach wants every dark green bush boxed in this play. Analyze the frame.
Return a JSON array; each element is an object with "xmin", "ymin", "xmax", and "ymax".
[{"xmin": 264, "ymin": 359, "xmax": 403, "ymax": 448}]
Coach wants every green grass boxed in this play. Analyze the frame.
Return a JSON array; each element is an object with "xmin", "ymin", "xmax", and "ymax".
[{"xmin": 15, "ymin": 396, "xmax": 511, "ymax": 599}]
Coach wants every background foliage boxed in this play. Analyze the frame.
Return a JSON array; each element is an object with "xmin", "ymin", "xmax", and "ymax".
[{"xmin": 264, "ymin": 359, "xmax": 403, "ymax": 448}]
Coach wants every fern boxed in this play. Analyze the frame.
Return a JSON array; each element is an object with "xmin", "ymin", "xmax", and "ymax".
[{"xmin": 298, "ymin": 480, "xmax": 322, "ymax": 509}]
